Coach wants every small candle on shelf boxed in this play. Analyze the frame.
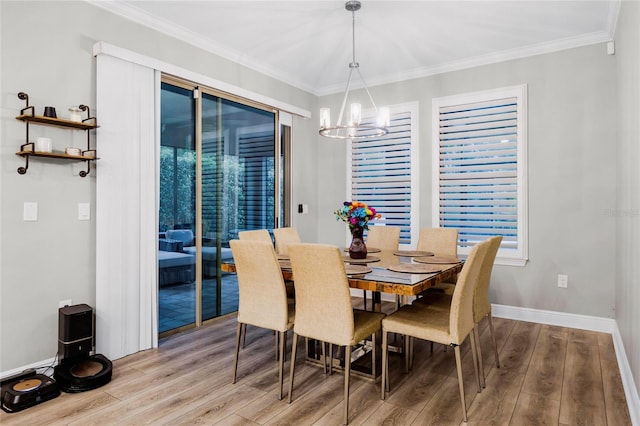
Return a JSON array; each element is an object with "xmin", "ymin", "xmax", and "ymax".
[{"xmin": 68, "ymin": 107, "xmax": 83, "ymax": 122}]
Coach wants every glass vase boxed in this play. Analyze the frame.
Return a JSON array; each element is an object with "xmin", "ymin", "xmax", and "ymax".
[{"xmin": 348, "ymin": 226, "xmax": 368, "ymax": 259}]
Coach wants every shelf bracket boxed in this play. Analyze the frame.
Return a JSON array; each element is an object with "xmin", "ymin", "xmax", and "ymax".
[{"xmin": 79, "ymin": 159, "xmax": 91, "ymax": 178}]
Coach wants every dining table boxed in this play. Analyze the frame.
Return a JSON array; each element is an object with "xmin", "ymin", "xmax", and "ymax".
[{"xmin": 221, "ymin": 247, "xmax": 464, "ymax": 379}]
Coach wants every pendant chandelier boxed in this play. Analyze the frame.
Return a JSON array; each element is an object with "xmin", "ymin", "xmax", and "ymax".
[{"xmin": 319, "ymin": 1, "xmax": 389, "ymax": 140}]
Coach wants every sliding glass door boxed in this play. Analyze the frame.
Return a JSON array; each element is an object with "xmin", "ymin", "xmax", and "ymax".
[{"xmin": 159, "ymin": 77, "xmax": 280, "ymax": 335}]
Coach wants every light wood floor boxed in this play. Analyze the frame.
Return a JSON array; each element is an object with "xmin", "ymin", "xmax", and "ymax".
[{"xmin": 1, "ymin": 299, "xmax": 631, "ymax": 425}]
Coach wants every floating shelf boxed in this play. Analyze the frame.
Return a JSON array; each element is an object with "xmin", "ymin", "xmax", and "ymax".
[{"xmin": 15, "ymin": 114, "xmax": 98, "ymax": 130}]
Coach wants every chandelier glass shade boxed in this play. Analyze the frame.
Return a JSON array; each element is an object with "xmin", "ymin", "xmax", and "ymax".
[{"xmin": 319, "ymin": 1, "xmax": 389, "ymax": 140}]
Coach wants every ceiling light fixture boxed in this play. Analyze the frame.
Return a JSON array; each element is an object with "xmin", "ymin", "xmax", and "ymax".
[{"xmin": 319, "ymin": 0, "xmax": 389, "ymax": 140}]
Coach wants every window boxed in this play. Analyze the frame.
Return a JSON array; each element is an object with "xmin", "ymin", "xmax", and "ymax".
[
  {"xmin": 432, "ymin": 85, "xmax": 528, "ymax": 265},
  {"xmin": 347, "ymin": 102, "xmax": 418, "ymax": 246}
]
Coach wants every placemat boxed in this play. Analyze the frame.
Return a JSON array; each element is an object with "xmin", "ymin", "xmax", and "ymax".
[
  {"xmin": 343, "ymin": 255, "xmax": 380, "ymax": 264},
  {"xmin": 343, "ymin": 247, "xmax": 381, "ymax": 253},
  {"xmin": 278, "ymin": 260, "xmax": 292, "ymax": 270},
  {"xmin": 413, "ymin": 255, "xmax": 460, "ymax": 264},
  {"xmin": 345, "ymin": 265, "xmax": 372, "ymax": 275},
  {"xmin": 386, "ymin": 263, "xmax": 443, "ymax": 274},
  {"xmin": 393, "ymin": 250, "xmax": 434, "ymax": 257}
]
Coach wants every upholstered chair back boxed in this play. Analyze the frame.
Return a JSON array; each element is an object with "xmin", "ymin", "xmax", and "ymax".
[
  {"xmin": 473, "ymin": 236, "xmax": 502, "ymax": 323},
  {"xmin": 238, "ymin": 229, "xmax": 273, "ymax": 245},
  {"xmin": 448, "ymin": 238, "xmax": 490, "ymax": 343},
  {"xmin": 366, "ymin": 226, "xmax": 400, "ymax": 250},
  {"xmin": 230, "ymin": 239, "xmax": 290, "ymax": 332},
  {"xmin": 416, "ymin": 228, "xmax": 458, "ymax": 257},
  {"xmin": 288, "ymin": 243, "xmax": 355, "ymax": 345},
  {"xmin": 273, "ymin": 227, "xmax": 301, "ymax": 255}
]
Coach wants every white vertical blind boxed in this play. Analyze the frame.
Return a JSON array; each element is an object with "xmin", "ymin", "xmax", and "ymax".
[
  {"xmin": 348, "ymin": 103, "xmax": 418, "ymax": 245},
  {"xmin": 95, "ymin": 54, "xmax": 159, "ymax": 360},
  {"xmin": 433, "ymin": 86, "xmax": 527, "ymax": 264}
]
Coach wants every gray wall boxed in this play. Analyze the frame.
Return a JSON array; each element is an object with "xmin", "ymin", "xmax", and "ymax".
[
  {"xmin": 615, "ymin": 0, "xmax": 640, "ymax": 398},
  {"xmin": 0, "ymin": 0, "xmax": 316, "ymax": 371},
  {"xmin": 317, "ymin": 43, "xmax": 618, "ymax": 318}
]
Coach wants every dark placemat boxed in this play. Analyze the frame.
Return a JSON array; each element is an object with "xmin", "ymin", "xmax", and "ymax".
[
  {"xmin": 342, "ymin": 255, "xmax": 380, "ymax": 264},
  {"xmin": 345, "ymin": 265, "xmax": 372, "ymax": 275},
  {"xmin": 393, "ymin": 250, "xmax": 434, "ymax": 257},
  {"xmin": 343, "ymin": 247, "xmax": 381, "ymax": 253},
  {"xmin": 386, "ymin": 263, "xmax": 443, "ymax": 274},
  {"xmin": 413, "ymin": 255, "xmax": 460, "ymax": 264}
]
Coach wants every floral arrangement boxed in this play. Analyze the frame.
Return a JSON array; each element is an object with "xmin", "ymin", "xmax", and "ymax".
[{"xmin": 334, "ymin": 201, "xmax": 381, "ymax": 230}]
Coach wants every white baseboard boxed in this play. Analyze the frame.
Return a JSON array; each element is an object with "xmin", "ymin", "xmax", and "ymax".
[
  {"xmin": 0, "ymin": 356, "xmax": 57, "ymax": 381},
  {"xmin": 492, "ymin": 303, "xmax": 640, "ymax": 425}
]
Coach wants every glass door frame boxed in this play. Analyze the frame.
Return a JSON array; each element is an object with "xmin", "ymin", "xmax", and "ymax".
[{"xmin": 160, "ymin": 74, "xmax": 283, "ymax": 333}]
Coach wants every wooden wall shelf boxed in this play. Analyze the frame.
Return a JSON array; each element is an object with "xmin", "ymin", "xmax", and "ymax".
[
  {"xmin": 14, "ymin": 92, "xmax": 98, "ymax": 177},
  {"xmin": 15, "ymin": 114, "xmax": 98, "ymax": 130}
]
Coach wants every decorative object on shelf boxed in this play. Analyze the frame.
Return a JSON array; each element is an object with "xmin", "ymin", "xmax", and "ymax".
[
  {"xmin": 68, "ymin": 107, "xmax": 83, "ymax": 122},
  {"xmin": 65, "ymin": 147, "xmax": 82, "ymax": 156},
  {"xmin": 35, "ymin": 137, "xmax": 52, "ymax": 153},
  {"xmin": 318, "ymin": 1, "xmax": 390, "ymax": 141},
  {"xmin": 15, "ymin": 92, "xmax": 99, "ymax": 177},
  {"xmin": 334, "ymin": 201, "xmax": 381, "ymax": 259},
  {"xmin": 43, "ymin": 106, "xmax": 57, "ymax": 118}
]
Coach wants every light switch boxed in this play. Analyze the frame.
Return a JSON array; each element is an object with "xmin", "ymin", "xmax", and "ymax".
[
  {"xmin": 78, "ymin": 203, "xmax": 90, "ymax": 220},
  {"xmin": 23, "ymin": 202, "xmax": 38, "ymax": 221}
]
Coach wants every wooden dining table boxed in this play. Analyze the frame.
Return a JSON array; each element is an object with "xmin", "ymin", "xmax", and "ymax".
[{"xmin": 221, "ymin": 247, "xmax": 464, "ymax": 379}]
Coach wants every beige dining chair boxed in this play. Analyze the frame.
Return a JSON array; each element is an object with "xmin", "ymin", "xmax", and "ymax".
[
  {"xmin": 381, "ymin": 238, "xmax": 490, "ymax": 423},
  {"xmin": 362, "ymin": 226, "xmax": 401, "ymax": 309},
  {"xmin": 287, "ymin": 243, "xmax": 385, "ymax": 425},
  {"xmin": 238, "ymin": 229, "xmax": 273, "ymax": 244},
  {"xmin": 416, "ymin": 227, "xmax": 458, "ymax": 256},
  {"xmin": 229, "ymin": 239, "xmax": 295, "ymax": 400},
  {"xmin": 413, "ymin": 236, "xmax": 503, "ymax": 387},
  {"xmin": 417, "ymin": 227, "xmax": 459, "ymax": 294},
  {"xmin": 273, "ymin": 227, "xmax": 301, "ymax": 255}
]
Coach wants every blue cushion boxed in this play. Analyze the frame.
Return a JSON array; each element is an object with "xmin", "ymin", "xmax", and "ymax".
[{"xmin": 165, "ymin": 229, "xmax": 194, "ymax": 247}]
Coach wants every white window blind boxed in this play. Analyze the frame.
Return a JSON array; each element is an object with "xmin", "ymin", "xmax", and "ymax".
[
  {"xmin": 432, "ymin": 85, "xmax": 527, "ymax": 265},
  {"xmin": 348, "ymin": 103, "xmax": 418, "ymax": 246}
]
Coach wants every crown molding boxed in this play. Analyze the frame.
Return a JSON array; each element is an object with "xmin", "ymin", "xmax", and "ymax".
[{"xmin": 88, "ymin": 0, "xmax": 620, "ymax": 98}]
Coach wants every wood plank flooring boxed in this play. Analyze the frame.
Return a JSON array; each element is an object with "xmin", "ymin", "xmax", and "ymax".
[{"xmin": 1, "ymin": 299, "xmax": 631, "ymax": 425}]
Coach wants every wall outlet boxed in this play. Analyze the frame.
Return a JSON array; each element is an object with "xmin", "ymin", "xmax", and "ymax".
[
  {"xmin": 59, "ymin": 299, "xmax": 72, "ymax": 308},
  {"xmin": 557, "ymin": 274, "xmax": 568, "ymax": 288}
]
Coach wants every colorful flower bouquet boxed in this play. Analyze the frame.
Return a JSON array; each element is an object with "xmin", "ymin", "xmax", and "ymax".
[{"xmin": 334, "ymin": 201, "xmax": 381, "ymax": 230}]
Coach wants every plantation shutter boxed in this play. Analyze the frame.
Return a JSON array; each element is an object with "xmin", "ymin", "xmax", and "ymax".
[
  {"xmin": 350, "ymin": 105, "xmax": 417, "ymax": 245},
  {"xmin": 433, "ymin": 85, "xmax": 527, "ymax": 264}
]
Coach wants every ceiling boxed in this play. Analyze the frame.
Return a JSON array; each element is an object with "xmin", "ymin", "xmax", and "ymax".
[{"xmin": 93, "ymin": 1, "xmax": 620, "ymax": 96}]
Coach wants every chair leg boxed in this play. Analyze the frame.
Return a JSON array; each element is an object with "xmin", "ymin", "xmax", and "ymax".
[
  {"xmin": 232, "ymin": 322, "xmax": 243, "ymax": 384},
  {"xmin": 487, "ymin": 313, "xmax": 501, "ymax": 368},
  {"xmin": 329, "ymin": 344, "xmax": 334, "ymax": 375},
  {"xmin": 241, "ymin": 323, "xmax": 247, "ymax": 349},
  {"xmin": 371, "ymin": 331, "xmax": 377, "ymax": 379},
  {"xmin": 469, "ymin": 330, "xmax": 482, "ymax": 393},
  {"xmin": 322, "ymin": 341, "xmax": 328, "ymax": 374},
  {"xmin": 287, "ymin": 332, "xmax": 299, "ymax": 404},
  {"xmin": 381, "ymin": 330, "xmax": 388, "ymax": 400},
  {"xmin": 474, "ymin": 324, "xmax": 486, "ymax": 388},
  {"xmin": 453, "ymin": 345, "xmax": 468, "ymax": 423},
  {"xmin": 275, "ymin": 332, "xmax": 280, "ymax": 361},
  {"xmin": 404, "ymin": 335, "xmax": 410, "ymax": 373},
  {"xmin": 363, "ymin": 290, "xmax": 367, "ymax": 311},
  {"xmin": 409, "ymin": 336, "xmax": 414, "ymax": 370},
  {"xmin": 278, "ymin": 330, "xmax": 286, "ymax": 400},
  {"xmin": 344, "ymin": 345, "xmax": 352, "ymax": 425}
]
